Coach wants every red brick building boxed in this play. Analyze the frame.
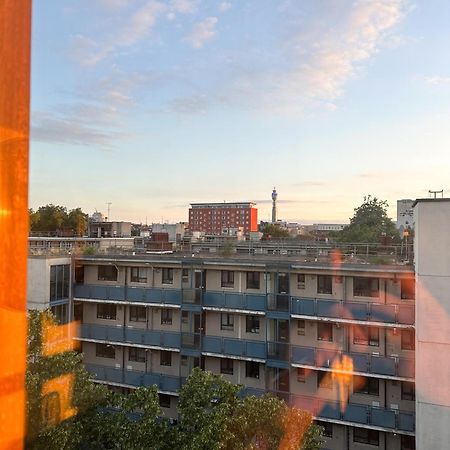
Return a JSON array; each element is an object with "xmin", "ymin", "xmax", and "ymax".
[{"xmin": 189, "ymin": 202, "xmax": 258, "ymax": 234}]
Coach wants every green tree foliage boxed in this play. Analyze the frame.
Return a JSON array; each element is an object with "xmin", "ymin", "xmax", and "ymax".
[
  {"xmin": 334, "ymin": 196, "xmax": 399, "ymax": 243},
  {"xmin": 262, "ymin": 223, "xmax": 290, "ymax": 239},
  {"xmin": 29, "ymin": 204, "xmax": 88, "ymax": 236}
]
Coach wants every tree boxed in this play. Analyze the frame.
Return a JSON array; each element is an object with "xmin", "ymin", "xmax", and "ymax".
[
  {"xmin": 262, "ymin": 224, "xmax": 290, "ymax": 239},
  {"xmin": 67, "ymin": 208, "xmax": 89, "ymax": 236},
  {"xmin": 28, "ymin": 205, "xmax": 89, "ymax": 235},
  {"xmin": 334, "ymin": 196, "xmax": 399, "ymax": 243}
]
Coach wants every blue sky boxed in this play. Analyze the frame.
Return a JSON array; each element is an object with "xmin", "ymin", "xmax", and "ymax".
[{"xmin": 30, "ymin": 0, "xmax": 450, "ymax": 223}]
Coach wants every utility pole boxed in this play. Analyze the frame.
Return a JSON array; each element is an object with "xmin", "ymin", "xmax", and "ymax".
[{"xmin": 106, "ymin": 202, "xmax": 112, "ymax": 221}]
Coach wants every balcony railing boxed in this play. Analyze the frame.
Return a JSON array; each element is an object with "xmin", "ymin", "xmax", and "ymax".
[
  {"xmin": 291, "ymin": 345, "xmax": 415, "ymax": 379},
  {"xmin": 287, "ymin": 393, "xmax": 415, "ymax": 433},
  {"xmin": 267, "ymin": 341, "xmax": 290, "ymax": 361},
  {"xmin": 203, "ymin": 291, "xmax": 266, "ymax": 311},
  {"xmin": 79, "ymin": 323, "xmax": 181, "ymax": 349},
  {"xmin": 291, "ymin": 297, "xmax": 414, "ymax": 325},
  {"xmin": 85, "ymin": 363, "xmax": 181, "ymax": 392},
  {"xmin": 202, "ymin": 335, "xmax": 266, "ymax": 360}
]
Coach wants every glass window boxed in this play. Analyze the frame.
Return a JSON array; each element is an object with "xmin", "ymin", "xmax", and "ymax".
[
  {"xmin": 220, "ymin": 313, "xmax": 234, "ymax": 331},
  {"xmin": 160, "ymin": 351, "xmax": 172, "ymax": 366},
  {"xmin": 131, "ymin": 267, "xmax": 147, "ymax": 283},
  {"xmin": 353, "ymin": 428, "xmax": 379, "ymax": 446},
  {"xmin": 129, "ymin": 347, "xmax": 146, "ymax": 363},
  {"xmin": 246, "ymin": 315, "xmax": 260, "ymax": 333},
  {"xmin": 317, "ymin": 275, "xmax": 332, "ymax": 294},
  {"xmin": 97, "ymin": 303, "xmax": 117, "ymax": 320},
  {"xmin": 322, "ymin": 422, "xmax": 333, "ymax": 438},
  {"xmin": 246, "ymin": 271, "xmax": 260, "ymax": 289},
  {"xmin": 129, "ymin": 306, "xmax": 146, "ymax": 322},
  {"xmin": 161, "ymin": 308, "xmax": 173, "ymax": 325},
  {"xmin": 401, "ymin": 381, "xmax": 415, "ymax": 401},
  {"xmin": 220, "ymin": 358, "xmax": 234, "ymax": 375},
  {"xmin": 51, "ymin": 303, "xmax": 68, "ymax": 324},
  {"xmin": 221, "ymin": 270, "xmax": 234, "ymax": 288},
  {"xmin": 297, "ymin": 319, "xmax": 306, "ymax": 336},
  {"xmin": 98, "ymin": 265, "xmax": 118, "ymax": 281},
  {"xmin": 50, "ymin": 264, "xmax": 70, "ymax": 301},
  {"xmin": 297, "ymin": 368, "xmax": 306, "ymax": 382},
  {"xmin": 401, "ymin": 279, "xmax": 415, "ymax": 300},
  {"xmin": 245, "ymin": 361, "xmax": 260, "ymax": 379},
  {"xmin": 182, "ymin": 268, "xmax": 189, "ymax": 283},
  {"xmin": 353, "ymin": 376, "xmax": 379, "ymax": 396},
  {"xmin": 401, "ymin": 329, "xmax": 415, "ymax": 350},
  {"xmin": 96, "ymin": 343, "xmax": 115, "ymax": 359},
  {"xmin": 401, "ymin": 435, "xmax": 415, "ymax": 450},
  {"xmin": 162, "ymin": 268, "xmax": 173, "ymax": 284},
  {"xmin": 317, "ymin": 371, "xmax": 332, "ymax": 389},
  {"xmin": 159, "ymin": 394, "xmax": 171, "ymax": 408},
  {"xmin": 353, "ymin": 326, "xmax": 379, "ymax": 346},
  {"xmin": 353, "ymin": 277, "xmax": 379, "ymax": 297},
  {"xmin": 297, "ymin": 274, "xmax": 306, "ymax": 289},
  {"xmin": 317, "ymin": 322, "xmax": 333, "ymax": 342}
]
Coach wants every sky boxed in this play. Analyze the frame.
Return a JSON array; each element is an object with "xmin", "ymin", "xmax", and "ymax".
[{"xmin": 30, "ymin": 0, "xmax": 450, "ymax": 224}]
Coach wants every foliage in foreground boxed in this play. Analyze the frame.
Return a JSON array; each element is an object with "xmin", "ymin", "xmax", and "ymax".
[{"xmin": 26, "ymin": 311, "xmax": 323, "ymax": 450}]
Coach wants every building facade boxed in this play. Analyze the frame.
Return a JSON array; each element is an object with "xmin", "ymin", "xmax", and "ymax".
[
  {"xmin": 397, "ymin": 200, "xmax": 414, "ymax": 233},
  {"xmin": 73, "ymin": 253, "xmax": 416, "ymax": 450},
  {"xmin": 189, "ymin": 202, "xmax": 258, "ymax": 234}
]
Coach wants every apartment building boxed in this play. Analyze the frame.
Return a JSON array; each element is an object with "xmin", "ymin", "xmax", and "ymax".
[
  {"xmin": 73, "ymin": 252, "xmax": 416, "ymax": 450},
  {"xmin": 189, "ymin": 202, "xmax": 258, "ymax": 234}
]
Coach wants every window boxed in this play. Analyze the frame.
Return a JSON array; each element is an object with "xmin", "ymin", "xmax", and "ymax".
[
  {"xmin": 317, "ymin": 275, "xmax": 332, "ymax": 294},
  {"xmin": 353, "ymin": 277, "xmax": 379, "ymax": 297},
  {"xmin": 98, "ymin": 265, "xmax": 118, "ymax": 281},
  {"xmin": 220, "ymin": 358, "xmax": 234, "ymax": 375},
  {"xmin": 160, "ymin": 351, "xmax": 172, "ymax": 366},
  {"xmin": 297, "ymin": 274, "xmax": 306, "ymax": 289},
  {"xmin": 129, "ymin": 347, "xmax": 146, "ymax": 363},
  {"xmin": 97, "ymin": 303, "xmax": 117, "ymax": 320},
  {"xmin": 353, "ymin": 428, "xmax": 379, "ymax": 446},
  {"xmin": 246, "ymin": 271, "xmax": 260, "ymax": 289},
  {"xmin": 181, "ymin": 310, "xmax": 188, "ymax": 324},
  {"xmin": 246, "ymin": 315, "xmax": 260, "ymax": 333},
  {"xmin": 245, "ymin": 361, "xmax": 259, "ymax": 379},
  {"xmin": 161, "ymin": 308, "xmax": 173, "ymax": 325},
  {"xmin": 401, "ymin": 381, "xmax": 415, "ymax": 401},
  {"xmin": 401, "ymin": 279, "xmax": 415, "ymax": 300},
  {"xmin": 401, "ymin": 329, "xmax": 415, "ymax": 350},
  {"xmin": 353, "ymin": 326, "xmax": 379, "ymax": 346},
  {"xmin": 353, "ymin": 376, "xmax": 379, "ymax": 395},
  {"xmin": 50, "ymin": 264, "xmax": 70, "ymax": 301},
  {"xmin": 96, "ymin": 343, "xmax": 115, "ymax": 359},
  {"xmin": 162, "ymin": 268, "xmax": 173, "ymax": 284},
  {"xmin": 297, "ymin": 368, "xmax": 306, "ymax": 382},
  {"xmin": 221, "ymin": 270, "xmax": 234, "ymax": 288},
  {"xmin": 401, "ymin": 435, "xmax": 415, "ymax": 450},
  {"xmin": 322, "ymin": 422, "xmax": 333, "ymax": 438},
  {"xmin": 317, "ymin": 322, "xmax": 333, "ymax": 342},
  {"xmin": 297, "ymin": 319, "xmax": 306, "ymax": 336},
  {"xmin": 131, "ymin": 267, "xmax": 147, "ymax": 283},
  {"xmin": 220, "ymin": 313, "xmax": 234, "ymax": 331},
  {"xmin": 51, "ymin": 303, "xmax": 68, "ymax": 324},
  {"xmin": 129, "ymin": 305, "xmax": 146, "ymax": 322},
  {"xmin": 317, "ymin": 371, "xmax": 332, "ymax": 389},
  {"xmin": 159, "ymin": 393, "xmax": 171, "ymax": 408},
  {"xmin": 182, "ymin": 268, "xmax": 189, "ymax": 283}
]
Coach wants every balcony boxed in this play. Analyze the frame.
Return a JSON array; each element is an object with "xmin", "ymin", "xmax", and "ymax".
[
  {"xmin": 79, "ymin": 323, "xmax": 181, "ymax": 349},
  {"xmin": 85, "ymin": 363, "xmax": 181, "ymax": 392},
  {"xmin": 74, "ymin": 284, "xmax": 182, "ymax": 305},
  {"xmin": 267, "ymin": 341, "xmax": 290, "ymax": 366},
  {"xmin": 289, "ymin": 393, "xmax": 415, "ymax": 433},
  {"xmin": 202, "ymin": 335, "xmax": 266, "ymax": 360},
  {"xmin": 203, "ymin": 291, "xmax": 266, "ymax": 312},
  {"xmin": 291, "ymin": 345, "xmax": 415, "ymax": 379},
  {"xmin": 291, "ymin": 297, "xmax": 414, "ymax": 326}
]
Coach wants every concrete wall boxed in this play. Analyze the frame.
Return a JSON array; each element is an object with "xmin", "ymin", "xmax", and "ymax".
[{"xmin": 414, "ymin": 199, "xmax": 450, "ymax": 450}]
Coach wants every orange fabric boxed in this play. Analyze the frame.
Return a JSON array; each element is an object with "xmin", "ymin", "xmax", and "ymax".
[{"xmin": 0, "ymin": 1, "xmax": 32, "ymax": 448}]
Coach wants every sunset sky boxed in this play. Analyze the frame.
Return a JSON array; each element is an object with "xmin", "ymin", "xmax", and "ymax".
[{"xmin": 30, "ymin": 0, "xmax": 450, "ymax": 223}]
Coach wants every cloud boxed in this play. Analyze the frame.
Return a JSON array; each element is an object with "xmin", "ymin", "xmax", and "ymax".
[
  {"xmin": 72, "ymin": 0, "xmax": 165, "ymax": 66},
  {"xmin": 219, "ymin": 2, "xmax": 232, "ymax": 13},
  {"xmin": 185, "ymin": 17, "xmax": 218, "ymax": 48},
  {"xmin": 424, "ymin": 75, "xmax": 450, "ymax": 86},
  {"xmin": 170, "ymin": 0, "xmax": 198, "ymax": 14}
]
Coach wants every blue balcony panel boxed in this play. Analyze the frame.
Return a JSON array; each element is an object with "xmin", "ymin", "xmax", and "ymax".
[
  {"xmin": 320, "ymin": 402, "xmax": 341, "ymax": 420},
  {"xmin": 265, "ymin": 359, "xmax": 290, "ymax": 369},
  {"xmin": 343, "ymin": 404, "xmax": 368, "ymax": 424},
  {"xmin": 202, "ymin": 336, "xmax": 222, "ymax": 354},
  {"xmin": 317, "ymin": 300, "xmax": 341, "ymax": 319},
  {"xmin": 291, "ymin": 346, "xmax": 315, "ymax": 366},
  {"xmin": 398, "ymin": 412, "xmax": 415, "ymax": 432},
  {"xmin": 124, "ymin": 370, "xmax": 143, "ymax": 386},
  {"xmin": 223, "ymin": 339, "xmax": 243, "ymax": 356},
  {"xmin": 370, "ymin": 304, "xmax": 395, "ymax": 323},
  {"xmin": 398, "ymin": 306, "xmax": 415, "ymax": 325},
  {"xmin": 291, "ymin": 298, "xmax": 315, "ymax": 316},
  {"xmin": 203, "ymin": 292, "xmax": 222, "ymax": 307},
  {"xmin": 371, "ymin": 408, "xmax": 396, "ymax": 429},
  {"xmin": 371, "ymin": 356, "xmax": 396, "ymax": 376},
  {"xmin": 351, "ymin": 353, "xmax": 369, "ymax": 373},
  {"xmin": 246, "ymin": 341, "xmax": 266, "ymax": 359},
  {"xmin": 316, "ymin": 349, "xmax": 339, "ymax": 368},
  {"xmin": 343, "ymin": 302, "xmax": 368, "ymax": 321},
  {"xmin": 398, "ymin": 358, "xmax": 415, "ymax": 378},
  {"xmin": 247, "ymin": 295, "xmax": 266, "ymax": 312},
  {"xmin": 203, "ymin": 292, "xmax": 266, "ymax": 312}
]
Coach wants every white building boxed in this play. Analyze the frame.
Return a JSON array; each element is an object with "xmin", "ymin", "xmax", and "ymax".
[
  {"xmin": 152, "ymin": 223, "xmax": 186, "ymax": 243},
  {"xmin": 397, "ymin": 199, "xmax": 414, "ymax": 232}
]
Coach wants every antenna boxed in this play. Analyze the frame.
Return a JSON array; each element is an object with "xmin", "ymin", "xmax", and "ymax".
[
  {"xmin": 428, "ymin": 190, "xmax": 444, "ymax": 199},
  {"xmin": 106, "ymin": 202, "xmax": 112, "ymax": 221}
]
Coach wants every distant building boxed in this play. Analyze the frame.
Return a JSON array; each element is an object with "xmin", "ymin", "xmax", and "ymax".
[
  {"xmin": 91, "ymin": 211, "xmax": 105, "ymax": 222},
  {"xmin": 397, "ymin": 199, "xmax": 414, "ymax": 233},
  {"xmin": 152, "ymin": 223, "xmax": 186, "ymax": 243},
  {"xmin": 271, "ymin": 187, "xmax": 278, "ymax": 223},
  {"xmin": 88, "ymin": 221, "xmax": 132, "ymax": 238},
  {"xmin": 189, "ymin": 202, "xmax": 258, "ymax": 234},
  {"xmin": 304, "ymin": 223, "xmax": 347, "ymax": 232}
]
